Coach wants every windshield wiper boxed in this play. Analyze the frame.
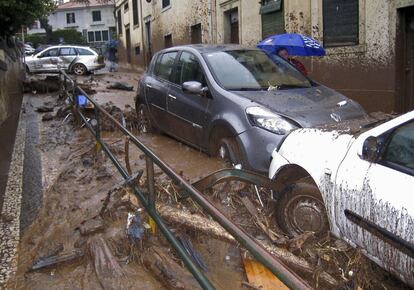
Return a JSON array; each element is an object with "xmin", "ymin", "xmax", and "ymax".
[
  {"xmin": 228, "ymin": 87, "xmax": 264, "ymax": 91},
  {"xmin": 274, "ymin": 84, "xmax": 311, "ymax": 90}
]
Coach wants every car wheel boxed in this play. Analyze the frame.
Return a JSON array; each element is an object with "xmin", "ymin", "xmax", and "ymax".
[
  {"xmin": 72, "ymin": 63, "xmax": 87, "ymax": 75},
  {"xmin": 136, "ymin": 104, "xmax": 153, "ymax": 133},
  {"xmin": 217, "ymin": 137, "xmax": 242, "ymax": 166},
  {"xmin": 276, "ymin": 180, "xmax": 329, "ymax": 237}
]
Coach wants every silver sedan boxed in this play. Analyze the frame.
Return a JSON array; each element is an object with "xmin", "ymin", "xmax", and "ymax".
[{"xmin": 25, "ymin": 45, "xmax": 105, "ymax": 75}]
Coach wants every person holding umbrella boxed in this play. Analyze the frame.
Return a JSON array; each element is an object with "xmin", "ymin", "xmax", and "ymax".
[
  {"xmin": 257, "ymin": 33, "xmax": 326, "ymax": 77},
  {"xmin": 276, "ymin": 47, "xmax": 308, "ymax": 76}
]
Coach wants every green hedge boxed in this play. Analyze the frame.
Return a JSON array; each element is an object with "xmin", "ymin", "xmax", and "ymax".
[{"xmin": 26, "ymin": 29, "xmax": 87, "ymax": 47}]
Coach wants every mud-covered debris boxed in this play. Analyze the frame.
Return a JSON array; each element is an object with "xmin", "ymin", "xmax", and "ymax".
[
  {"xmin": 106, "ymin": 82, "xmax": 134, "ymax": 91},
  {"xmin": 143, "ymin": 246, "xmax": 202, "ymax": 290},
  {"xmin": 56, "ymin": 105, "xmax": 72, "ymax": 118},
  {"xmin": 24, "ymin": 75, "xmax": 60, "ymax": 93},
  {"xmin": 42, "ymin": 112, "xmax": 54, "ymax": 121},
  {"xmin": 88, "ymin": 236, "xmax": 125, "ymax": 290},
  {"xmin": 287, "ymin": 232, "xmax": 315, "ymax": 252},
  {"xmin": 36, "ymin": 105, "xmax": 54, "ymax": 113},
  {"xmin": 126, "ymin": 212, "xmax": 145, "ymax": 247},
  {"xmin": 79, "ymin": 217, "xmax": 105, "ymax": 236},
  {"xmin": 100, "ymin": 102, "xmax": 124, "ymax": 131},
  {"xmin": 30, "ymin": 249, "xmax": 84, "ymax": 271},
  {"xmin": 78, "ymin": 83, "xmax": 97, "ymax": 95},
  {"xmin": 178, "ymin": 233, "xmax": 208, "ymax": 272}
]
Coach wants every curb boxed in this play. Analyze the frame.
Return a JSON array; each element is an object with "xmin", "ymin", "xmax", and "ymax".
[{"xmin": 0, "ymin": 108, "xmax": 26, "ymax": 289}]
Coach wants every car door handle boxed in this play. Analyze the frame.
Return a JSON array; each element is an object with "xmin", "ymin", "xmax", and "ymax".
[
  {"xmin": 146, "ymin": 84, "xmax": 153, "ymax": 88},
  {"xmin": 168, "ymin": 94, "xmax": 177, "ymax": 100}
]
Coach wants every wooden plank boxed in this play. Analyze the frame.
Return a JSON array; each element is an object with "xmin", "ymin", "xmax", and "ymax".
[{"xmin": 243, "ymin": 258, "xmax": 289, "ymax": 290}]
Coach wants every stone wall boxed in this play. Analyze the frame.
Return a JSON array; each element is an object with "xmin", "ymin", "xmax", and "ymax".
[{"xmin": 0, "ymin": 37, "xmax": 24, "ymax": 127}]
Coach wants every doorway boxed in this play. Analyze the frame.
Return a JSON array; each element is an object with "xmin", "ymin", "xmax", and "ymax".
[
  {"xmin": 145, "ymin": 20, "xmax": 152, "ymax": 65},
  {"xmin": 191, "ymin": 23, "xmax": 202, "ymax": 44},
  {"xmin": 126, "ymin": 27, "xmax": 131, "ymax": 64},
  {"xmin": 224, "ymin": 8, "xmax": 239, "ymax": 44},
  {"xmin": 396, "ymin": 6, "xmax": 414, "ymax": 112}
]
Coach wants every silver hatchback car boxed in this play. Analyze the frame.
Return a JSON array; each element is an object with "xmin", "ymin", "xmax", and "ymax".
[{"xmin": 25, "ymin": 45, "xmax": 105, "ymax": 75}]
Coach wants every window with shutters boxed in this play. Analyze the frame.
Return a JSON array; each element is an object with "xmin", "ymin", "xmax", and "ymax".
[
  {"xmin": 117, "ymin": 9, "xmax": 122, "ymax": 35},
  {"xmin": 66, "ymin": 13, "xmax": 76, "ymax": 24},
  {"xmin": 323, "ymin": 0, "xmax": 359, "ymax": 47},
  {"xmin": 260, "ymin": 0, "xmax": 284, "ymax": 39},
  {"xmin": 92, "ymin": 10, "xmax": 101, "ymax": 22},
  {"xmin": 132, "ymin": 0, "xmax": 139, "ymax": 26},
  {"xmin": 162, "ymin": 0, "xmax": 170, "ymax": 9}
]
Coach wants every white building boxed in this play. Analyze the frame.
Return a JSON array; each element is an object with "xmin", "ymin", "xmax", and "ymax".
[{"xmin": 27, "ymin": 0, "xmax": 116, "ymax": 45}]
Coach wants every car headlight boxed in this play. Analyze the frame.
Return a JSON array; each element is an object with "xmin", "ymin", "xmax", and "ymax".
[{"xmin": 246, "ymin": 106, "xmax": 298, "ymax": 135}]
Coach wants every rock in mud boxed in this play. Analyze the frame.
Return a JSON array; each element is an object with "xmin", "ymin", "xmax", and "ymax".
[{"xmin": 42, "ymin": 113, "xmax": 54, "ymax": 121}]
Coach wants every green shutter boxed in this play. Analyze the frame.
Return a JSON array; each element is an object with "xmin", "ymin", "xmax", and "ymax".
[{"xmin": 262, "ymin": 11, "xmax": 284, "ymax": 39}]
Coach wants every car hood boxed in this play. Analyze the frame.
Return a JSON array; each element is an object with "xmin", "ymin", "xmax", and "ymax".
[{"xmin": 233, "ymin": 85, "xmax": 367, "ymax": 127}]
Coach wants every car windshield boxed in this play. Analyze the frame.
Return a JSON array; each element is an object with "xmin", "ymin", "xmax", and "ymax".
[{"xmin": 203, "ymin": 49, "xmax": 312, "ymax": 90}]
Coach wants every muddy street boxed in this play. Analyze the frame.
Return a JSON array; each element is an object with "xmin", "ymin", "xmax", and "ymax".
[{"xmin": 5, "ymin": 71, "xmax": 410, "ymax": 290}]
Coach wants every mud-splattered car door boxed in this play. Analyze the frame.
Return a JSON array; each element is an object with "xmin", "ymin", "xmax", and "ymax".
[
  {"xmin": 166, "ymin": 51, "xmax": 210, "ymax": 147},
  {"xmin": 58, "ymin": 47, "xmax": 78, "ymax": 71},
  {"xmin": 334, "ymin": 118, "xmax": 414, "ymax": 284},
  {"xmin": 36, "ymin": 47, "xmax": 59, "ymax": 72}
]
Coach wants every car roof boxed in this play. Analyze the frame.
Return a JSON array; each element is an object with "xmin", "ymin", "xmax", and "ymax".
[
  {"xmin": 44, "ymin": 45, "xmax": 93, "ymax": 50},
  {"xmin": 161, "ymin": 44, "xmax": 260, "ymax": 54}
]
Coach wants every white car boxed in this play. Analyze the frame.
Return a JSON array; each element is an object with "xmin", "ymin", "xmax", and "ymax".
[
  {"xmin": 24, "ymin": 43, "xmax": 35, "ymax": 55},
  {"xmin": 25, "ymin": 45, "xmax": 105, "ymax": 75},
  {"xmin": 269, "ymin": 111, "xmax": 414, "ymax": 286}
]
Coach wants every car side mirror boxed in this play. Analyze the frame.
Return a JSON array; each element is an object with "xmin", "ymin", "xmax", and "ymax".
[
  {"xmin": 182, "ymin": 81, "xmax": 208, "ymax": 96},
  {"xmin": 362, "ymin": 136, "xmax": 380, "ymax": 162}
]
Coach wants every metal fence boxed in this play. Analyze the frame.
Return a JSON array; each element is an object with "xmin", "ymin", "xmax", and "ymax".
[{"xmin": 58, "ymin": 69, "xmax": 312, "ymax": 290}]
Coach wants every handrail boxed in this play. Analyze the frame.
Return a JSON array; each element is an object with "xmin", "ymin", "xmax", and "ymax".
[{"xmin": 59, "ymin": 69, "xmax": 312, "ymax": 290}]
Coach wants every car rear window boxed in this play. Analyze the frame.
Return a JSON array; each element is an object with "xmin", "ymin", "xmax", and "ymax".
[
  {"xmin": 154, "ymin": 51, "xmax": 178, "ymax": 81},
  {"xmin": 77, "ymin": 48, "xmax": 95, "ymax": 55}
]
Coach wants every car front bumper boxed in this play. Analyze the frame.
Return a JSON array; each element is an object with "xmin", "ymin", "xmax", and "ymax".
[{"xmin": 236, "ymin": 126, "xmax": 287, "ymax": 174}]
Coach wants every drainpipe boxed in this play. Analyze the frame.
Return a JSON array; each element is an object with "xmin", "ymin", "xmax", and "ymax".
[
  {"xmin": 208, "ymin": 0, "xmax": 212, "ymax": 43},
  {"xmin": 139, "ymin": 0, "xmax": 147, "ymax": 68}
]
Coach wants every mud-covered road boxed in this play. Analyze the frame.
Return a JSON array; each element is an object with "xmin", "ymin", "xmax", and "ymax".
[{"xmin": 7, "ymin": 70, "xmax": 411, "ymax": 290}]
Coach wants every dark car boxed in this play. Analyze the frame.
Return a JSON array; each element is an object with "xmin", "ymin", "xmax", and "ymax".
[{"xmin": 135, "ymin": 45, "xmax": 367, "ymax": 173}]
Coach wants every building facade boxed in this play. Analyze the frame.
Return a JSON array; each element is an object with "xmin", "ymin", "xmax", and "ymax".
[
  {"xmin": 27, "ymin": 0, "xmax": 116, "ymax": 46},
  {"xmin": 116, "ymin": 0, "xmax": 414, "ymax": 113}
]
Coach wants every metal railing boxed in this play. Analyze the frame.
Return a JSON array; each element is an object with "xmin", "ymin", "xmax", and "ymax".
[{"xmin": 58, "ymin": 69, "xmax": 312, "ymax": 290}]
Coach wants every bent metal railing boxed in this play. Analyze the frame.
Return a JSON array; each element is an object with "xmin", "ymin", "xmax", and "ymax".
[{"xmin": 58, "ymin": 69, "xmax": 312, "ymax": 290}]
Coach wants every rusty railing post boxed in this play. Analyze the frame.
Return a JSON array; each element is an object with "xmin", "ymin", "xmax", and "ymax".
[{"xmin": 146, "ymin": 156, "xmax": 155, "ymax": 209}]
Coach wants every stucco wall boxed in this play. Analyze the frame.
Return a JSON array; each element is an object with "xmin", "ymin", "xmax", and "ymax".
[
  {"xmin": 48, "ymin": 5, "xmax": 115, "ymax": 33},
  {"xmin": 215, "ymin": 0, "xmax": 261, "ymax": 45},
  {"xmin": 116, "ymin": 0, "xmax": 145, "ymax": 69},
  {"xmin": 141, "ymin": 0, "xmax": 211, "ymax": 53},
  {"xmin": 287, "ymin": 0, "xmax": 414, "ymax": 112}
]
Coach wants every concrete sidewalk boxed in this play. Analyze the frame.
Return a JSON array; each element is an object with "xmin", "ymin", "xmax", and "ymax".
[{"xmin": 0, "ymin": 107, "xmax": 26, "ymax": 288}]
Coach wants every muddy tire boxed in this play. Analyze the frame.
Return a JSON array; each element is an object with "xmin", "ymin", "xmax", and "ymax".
[
  {"xmin": 276, "ymin": 180, "xmax": 329, "ymax": 237},
  {"xmin": 217, "ymin": 137, "xmax": 242, "ymax": 166},
  {"xmin": 136, "ymin": 104, "xmax": 153, "ymax": 133},
  {"xmin": 72, "ymin": 63, "xmax": 87, "ymax": 75}
]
